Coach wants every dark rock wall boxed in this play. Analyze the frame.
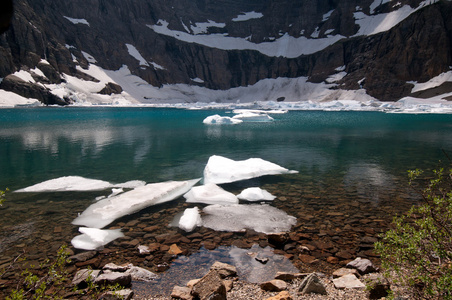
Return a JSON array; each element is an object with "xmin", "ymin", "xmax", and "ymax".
[{"xmin": 0, "ymin": 0, "xmax": 451, "ymax": 102}]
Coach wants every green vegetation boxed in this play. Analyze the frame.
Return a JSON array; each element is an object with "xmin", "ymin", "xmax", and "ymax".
[
  {"xmin": 0, "ymin": 188, "xmax": 8, "ymax": 206},
  {"xmin": 375, "ymin": 167, "xmax": 452, "ymax": 299},
  {"xmin": 2, "ymin": 245, "xmax": 123, "ymax": 299}
]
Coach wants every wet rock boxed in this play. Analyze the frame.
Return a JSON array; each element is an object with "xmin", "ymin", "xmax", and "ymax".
[
  {"xmin": 274, "ymin": 272, "xmax": 308, "ymax": 281},
  {"xmin": 192, "ymin": 270, "xmax": 226, "ymax": 300},
  {"xmin": 346, "ymin": 257, "xmax": 377, "ymax": 275},
  {"xmin": 267, "ymin": 232, "xmax": 289, "ymax": 247},
  {"xmin": 298, "ymin": 254, "xmax": 316, "ymax": 264},
  {"xmin": 298, "ymin": 273, "xmax": 327, "ymax": 295},
  {"xmin": 260, "ymin": 279, "xmax": 287, "ymax": 292},
  {"xmin": 332, "ymin": 274, "xmax": 365, "ymax": 289},
  {"xmin": 95, "ymin": 272, "xmax": 132, "ymax": 287},
  {"xmin": 265, "ymin": 291, "xmax": 292, "ymax": 300},
  {"xmin": 171, "ymin": 286, "xmax": 193, "ymax": 300},
  {"xmin": 68, "ymin": 251, "xmax": 97, "ymax": 263},
  {"xmin": 99, "ymin": 289, "xmax": 134, "ymax": 300},
  {"xmin": 210, "ymin": 261, "xmax": 237, "ymax": 278},
  {"xmin": 366, "ymin": 273, "xmax": 390, "ymax": 299},
  {"xmin": 169, "ymin": 244, "xmax": 183, "ymax": 255}
]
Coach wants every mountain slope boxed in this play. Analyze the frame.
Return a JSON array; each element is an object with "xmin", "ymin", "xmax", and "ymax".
[{"xmin": 0, "ymin": 0, "xmax": 451, "ymax": 105}]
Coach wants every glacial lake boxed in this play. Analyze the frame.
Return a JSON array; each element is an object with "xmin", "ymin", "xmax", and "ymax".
[{"xmin": 1, "ymin": 107, "xmax": 452, "ymax": 294}]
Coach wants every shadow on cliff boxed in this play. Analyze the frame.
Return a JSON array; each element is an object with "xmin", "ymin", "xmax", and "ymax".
[{"xmin": 0, "ymin": 0, "xmax": 13, "ymax": 34}]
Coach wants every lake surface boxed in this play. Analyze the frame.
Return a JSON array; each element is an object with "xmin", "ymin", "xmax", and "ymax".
[{"xmin": 1, "ymin": 107, "xmax": 452, "ymax": 295}]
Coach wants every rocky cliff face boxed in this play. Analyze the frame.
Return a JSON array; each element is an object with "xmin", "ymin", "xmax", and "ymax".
[{"xmin": 0, "ymin": 0, "xmax": 451, "ymax": 104}]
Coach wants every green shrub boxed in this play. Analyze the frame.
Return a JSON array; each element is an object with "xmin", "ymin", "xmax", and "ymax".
[
  {"xmin": 0, "ymin": 188, "xmax": 8, "ymax": 206},
  {"xmin": 375, "ymin": 167, "xmax": 452, "ymax": 299}
]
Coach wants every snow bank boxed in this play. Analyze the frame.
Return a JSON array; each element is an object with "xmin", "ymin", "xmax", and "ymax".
[
  {"xmin": 237, "ymin": 187, "xmax": 276, "ymax": 201},
  {"xmin": 203, "ymin": 155, "xmax": 298, "ymax": 184},
  {"xmin": 183, "ymin": 183, "xmax": 239, "ymax": 205},
  {"xmin": 178, "ymin": 207, "xmax": 202, "ymax": 232},
  {"xmin": 72, "ymin": 179, "xmax": 200, "ymax": 228},
  {"xmin": 71, "ymin": 227, "xmax": 124, "ymax": 250},
  {"xmin": 201, "ymin": 204, "xmax": 297, "ymax": 234},
  {"xmin": 0, "ymin": 90, "xmax": 41, "ymax": 107},
  {"xmin": 203, "ymin": 114, "xmax": 243, "ymax": 125}
]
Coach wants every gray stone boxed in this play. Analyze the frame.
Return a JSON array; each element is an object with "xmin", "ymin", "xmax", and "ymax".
[
  {"xmin": 102, "ymin": 262, "xmax": 132, "ymax": 272},
  {"xmin": 99, "ymin": 289, "xmax": 134, "ymax": 300},
  {"xmin": 95, "ymin": 272, "xmax": 132, "ymax": 287},
  {"xmin": 260, "ymin": 279, "xmax": 287, "ymax": 292},
  {"xmin": 332, "ymin": 268, "xmax": 360, "ymax": 278},
  {"xmin": 275, "ymin": 272, "xmax": 309, "ymax": 281},
  {"xmin": 192, "ymin": 270, "xmax": 226, "ymax": 300},
  {"xmin": 124, "ymin": 266, "xmax": 158, "ymax": 281},
  {"xmin": 72, "ymin": 269, "xmax": 100, "ymax": 287},
  {"xmin": 346, "ymin": 257, "xmax": 378, "ymax": 275},
  {"xmin": 333, "ymin": 274, "xmax": 366, "ymax": 289},
  {"xmin": 298, "ymin": 273, "xmax": 327, "ymax": 295}
]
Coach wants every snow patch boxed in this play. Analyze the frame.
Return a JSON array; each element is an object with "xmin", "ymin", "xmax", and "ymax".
[
  {"xmin": 232, "ymin": 11, "xmax": 264, "ymax": 22},
  {"xmin": 63, "ymin": 16, "xmax": 90, "ymax": 26},
  {"xmin": 81, "ymin": 51, "xmax": 97, "ymax": 64},
  {"xmin": 126, "ymin": 44, "xmax": 149, "ymax": 67},
  {"xmin": 411, "ymin": 71, "xmax": 452, "ymax": 93},
  {"xmin": 190, "ymin": 20, "xmax": 226, "ymax": 35}
]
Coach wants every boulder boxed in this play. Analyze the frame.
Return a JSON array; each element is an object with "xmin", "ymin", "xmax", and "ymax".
[
  {"xmin": 332, "ymin": 268, "xmax": 360, "ymax": 278},
  {"xmin": 171, "ymin": 286, "xmax": 193, "ymax": 300},
  {"xmin": 72, "ymin": 269, "xmax": 101, "ymax": 287},
  {"xmin": 298, "ymin": 273, "xmax": 327, "ymax": 295},
  {"xmin": 124, "ymin": 266, "xmax": 158, "ymax": 281},
  {"xmin": 346, "ymin": 257, "xmax": 377, "ymax": 275},
  {"xmin": 99, "ymin": 82, "xmax": 123, "ymax": 95},
  {"xmin": 332, "ymin": 274, "xmax": 365, "ymax": 289},
  {"xmin": 94, "ymin": 272, "xmax": 132, "ymax": 287},
  {"xmin": 191, "ymin": 270, "xmax": 226, "ymax": 300},
  {"xmin": 210, "ymin": 261, "xmax": 237, "ymax": 278}
]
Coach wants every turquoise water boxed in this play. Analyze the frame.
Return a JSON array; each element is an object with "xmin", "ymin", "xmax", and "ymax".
[{"xmin": 1, "ymin": 107, "xmax": 452, "ymax": 191}]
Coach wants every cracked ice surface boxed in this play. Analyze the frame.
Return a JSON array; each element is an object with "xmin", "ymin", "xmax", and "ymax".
[
  {"xmin": 71, "ymin": 227, "xmax": 124, "ymax": 250},
  {"xmin": 72, "ymin": 179, "xmax": 200, "ymax": 228},
  {"xmin": 183, "ymin": 183, "xmax": 239, "ymax": 205},
  {"xmin": 201, "ymin": 204, "xmax": 297, "ymax": 234},
  {"xmin": 203, "ymin": 155, "xmax": 298, "ymax": 184}
]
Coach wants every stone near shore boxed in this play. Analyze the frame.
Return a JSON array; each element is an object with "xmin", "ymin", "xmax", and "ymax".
[
  {"xmin": 171, "ymin": 286, "xmax": 193, "ymax": 300},
  {"xmin": 332, "ymin": 274, "xmax": 366, "ymax": 289},
  {"xmin": 298, "ymin": 273, "xmax": 327, "ymax": 295},
  {"xmin": 192, "ymin": 269, "xmax": 227, "ymax": 300},
  {"xmin": 346, "ymin": 257, "xmax": 378, "ymax": 275},
  {"xmin": 94, "ymin": 272, "xmax": 132, "ymax": 287},
  {"xmin": 260, "ymin": 279, "xmax": 287, "ymax": 292},
  {"xmin": 265, "ymin": 291, "xmax": 293, "ymax": 300}
]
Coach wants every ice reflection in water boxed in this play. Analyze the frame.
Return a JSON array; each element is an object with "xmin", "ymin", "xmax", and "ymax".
[{"xmin": 133, "ymin": 244, "xmax": 298, "ymax": 296}]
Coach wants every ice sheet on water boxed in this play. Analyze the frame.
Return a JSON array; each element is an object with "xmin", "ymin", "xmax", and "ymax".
[
  {"xmin": 203, "ymin": 114, "xmax": 243, "ymax": 125},
  {"xmin": 178, "ymin": 207, "xmax": 202, "ymax": 232},
  {"xmin": 232, "ymin": 112, "xmax": 274, "ymax": 122},
  {"xmin": 71, "ymin": 227, "xmax": 124, "ymax": 250},
  {"xmin": 237, "ymin": 187, "xmax": 276, "ymax": 202},
  {"xmin": 72, "ymin": 179, "xmax": 200, "ymax": 228},
  {"xmin": 201, "ymin": 204, "xmax": 297, "ymax": 234},
  {"xmin": 203, "ymin": 155, "xmax": 298, "ymax": 184},
  {"xmin": 183, "ymin": 183, "xmax": 239, "ymax": 205}
]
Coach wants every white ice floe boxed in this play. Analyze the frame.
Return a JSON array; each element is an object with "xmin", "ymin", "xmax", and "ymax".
[
  {"xmin": 183, "ymin": 183, "xmax": 239, "ymax": 205},
  {"xmin": 72, "ymin": 179, "xmax": 200, "ymax": 228},
  {"xmin": 71, "ymin": 227, "xmax": 124, "ymax": 250},
  {"xmin": 15, "ymin": 176, "xmax": 146, "ymax": 192},
  {"xmin": 201, "ymin": 204, "xmax": 297, "ymax": 234},
  {"xmin": 178, "ymin": 207, "xmax": 202, "ymax": 232},
  {"xmin": 237, "ymin": 187, "xmax": 276, "ymax": 202},
  {"xmin": 232, "ymin": 112, "xmax": 274, "ymax": 122},
  {"xmin": 203, "ymin": 114, "xmax": 243, "ymax": 125},
  {"xmin": 232, "ymin": 109, "xmax": 288, "ymax": 114},
  {"xmin": 203, "ymin": 155, "xmax": 298, "ymax": 184}
]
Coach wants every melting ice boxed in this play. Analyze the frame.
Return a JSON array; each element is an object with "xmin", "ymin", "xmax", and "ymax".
[
  {"xmin": 183, "ymin": 183, "xmax": 239, "ymax": 205},
  {"xmin": 72, "ymin": 179, "xmax": 200, "ymax": 228},
  {"xmin": 201, "ymin": 204, "xmax": 297, "ymax": 234},
  {"xmin": 237, "ymin": 187, "xmax": 276, "ymax": 201},
  {"xmin": 71, "ymin": 227, "xmax": 124, "ymax": 250},
  {"xmin": 203, "ymin": 155, "xmax": 298, "ymax": 184}
]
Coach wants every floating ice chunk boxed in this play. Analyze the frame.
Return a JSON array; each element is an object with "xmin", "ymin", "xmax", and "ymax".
[
  {"xmin": 203, "ymin": 114, "xmax": 243, "ymax": 125},
  {"xmin": 71, "ymin": 227, "xmax": 124, "ymax": 250},
  {"xmin": 201, "ymin": 204, "xmax": 297, "ymax": 234},
  {"xmin": 72, "ymin": 179, "xmax": 200, "ymax": 228},
  {"xmin": 16, "ymin": 176, "xmax": 113, "ymax": 192},
  {"xmin": 232, "ymin": 109, "xmax": 287, "ymax": 114},
  {"xmin": 178, "ymin": 207, "xmax": 202, "ymax": 232},
  {"xmin": 183, "ymin": 183, "xmax": 239, "ymax": 205},
  {"xmin": 237, "ymin": 187, "xmax": 276, "ymax": 202},
  {"xmin": 232, "ymin": 112, "xmax": 274, "ymax": 122},
  {"xmin": 203, "ymin": 155, "xmax": 298, "ymax": 184}
]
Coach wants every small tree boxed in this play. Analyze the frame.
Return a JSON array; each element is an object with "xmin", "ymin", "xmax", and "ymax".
[{"xmin": 375, "ymin": 167, "xmax": 452, "ymax": 299}]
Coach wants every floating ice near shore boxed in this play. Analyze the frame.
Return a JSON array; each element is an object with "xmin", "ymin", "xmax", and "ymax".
[
  {"xmin": 178, "ymin": 207, "xmax": 202, "ymax": 232},
  {"xmin": 183, "ymin": 183, "xmax": 239, "ymax": 205},
  {"xmin": 15, "ymin": 176, "xmax": 146, "ymax": 192},
  {"xmin": 203, "ymin": 155, "xmax": 298, "ymax": 184},
  {"xmin": 203, "ymin": 114, "xmax": 243, "ymax": 125},
  {"xmin": 201, "ymin": 204, "xmax": 297, "ymax": 234},
  {"xmin": 237, "ymin": 187, "xmax": 276, "ymax": 202},
  {"xmin": 72, "ymin": 179, "xmax": 200, "ymax": 228},
  {"xmin": 232, "ymin": 112, "xmax": 274, "ymax": 122},
  {"xmin": 71, "ymin": 227, "xmax": 124, "ymax": 250},
  {"xmin": 232, "ymin": 109, "xmax": 288, "ymax": 114}
]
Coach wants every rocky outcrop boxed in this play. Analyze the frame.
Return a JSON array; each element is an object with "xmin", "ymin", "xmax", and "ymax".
[{"xmin": 0, "ymin": 0, "xmax": 451, "ymax": 103}]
